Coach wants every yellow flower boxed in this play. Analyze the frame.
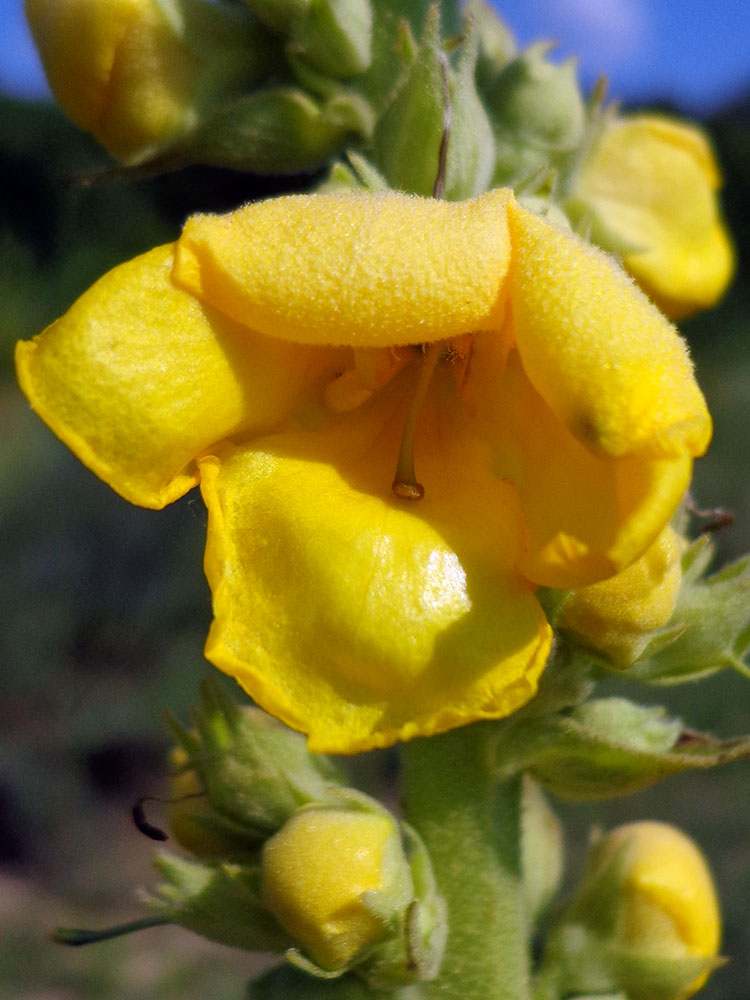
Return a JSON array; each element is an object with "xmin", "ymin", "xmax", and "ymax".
[
  {"xmin": 15, "ymin": 189, "xmax": 711, "ymax": 752},
  {"xmin": 261, "ymin": 808, "xmax": 404, "ymax": 971},
  {"xmin": 596, "ymin": 821, "xmax": 721, "ymax": 998},
  {"xmin": 558, "ymin": 524, "xmax": 683, "ymax": 667},
  {"xmin": 571, "ymin": 114, "xmax": 734, "ymax": 319}
]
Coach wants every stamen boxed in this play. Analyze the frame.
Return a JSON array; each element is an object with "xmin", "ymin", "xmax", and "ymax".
[{"xmin": 392, "ymin": 343, "xmax": 443, "ymax": 501}]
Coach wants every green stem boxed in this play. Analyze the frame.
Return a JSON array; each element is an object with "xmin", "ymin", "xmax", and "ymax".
[{"xmin": 400, "ymin": 725, "xmax": 530, "ymax": 1000}]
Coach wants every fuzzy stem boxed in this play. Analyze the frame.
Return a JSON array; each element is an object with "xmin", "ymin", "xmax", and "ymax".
[{"xmin": 400, "ymin": 726, "xmax": 530, "ymax": 1000}]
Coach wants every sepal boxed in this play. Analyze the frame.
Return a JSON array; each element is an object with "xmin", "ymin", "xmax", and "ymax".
[
  {"xmin": 629, "ymin": 536, "xmax": 750, "ymax": 684},
  {"xmin": 147, "ymin": 853, "xmax": 291, "ymax": 952},
  {"xmin": 166, "ymin": 678, "xmax": 345, "ymax": 846},
  {"xmin": 495, "ymin": 695, "xmax": 750, "ymax": 800}
]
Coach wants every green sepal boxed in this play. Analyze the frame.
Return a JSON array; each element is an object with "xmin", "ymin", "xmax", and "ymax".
[
  {"xmin": 289, "ymin": 0, "xmax": 373, "ymax": 78},
  {"xmin": 166, "ymin": 678, "xmax": 345, "ymax": 842},
  {"xmin": 628, "ymin": 537, "xmax": 750, "ymax": 684},
  {"xmin": 147, "ymin": 852, "xmax": 292, "ymax": 952},
  {"xmin": 247, "ymin": 964, "xmax": 424, "ymax": 999},
  {"xmin": 442, "ymin": 14, "xmax": 495, "ymax": 198},
  {"xmin": 494, "ymin": 695, "xmax": 750, "ymax": 799},
  {"xmin": 169, "ymin": 87, "xmax": 370, "ymax": 172},
  {"xmin": 317, "ymin": 150, "xmax": 389, "ymax": 192},
  {"xmin": 361, "ymin": 823, "xmax": 447, "ymax": 988},
  {"xmin": 465, "ymin": 0, "xmax": 516, "ymax": 93},
  {"xmin": 371, "ymin": 5, "xmax": 445, "ymax": 195}
]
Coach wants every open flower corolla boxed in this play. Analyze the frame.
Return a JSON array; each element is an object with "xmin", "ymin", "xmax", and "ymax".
[
  {"xmin": 15, "ymin": 189, "xmax": 710, "ymax": 752},
  {"xmin": 570, "ymin": 114, "xmax": 734, "ymax": 319}
]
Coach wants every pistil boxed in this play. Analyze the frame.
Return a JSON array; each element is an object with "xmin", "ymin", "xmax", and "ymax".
[{"xmin": 392, "ymin": 342, "xmax": 443, "ymax": 500}]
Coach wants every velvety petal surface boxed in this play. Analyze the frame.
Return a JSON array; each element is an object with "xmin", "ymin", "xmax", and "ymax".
[
  {"xmin": 576, "ymin": 116, "xmax": 734, "ymax": 319},
  {"xmin": 16, "ymin": 244, "xmax": 343, "ymax": 508},
  {"xmin": 506, "ymin": 200, "xmax": 711, "ymax": 460},
  {"xmin": 466, "ymin": 344, "xmax": 693, "ymax": 588},
  {"xmin": 173, "ymin": 190, "xmax": 513, "ymax": 347},
  {"xmin": 200, "ymin": 369, "xmax": 550, "ymax": 753}
]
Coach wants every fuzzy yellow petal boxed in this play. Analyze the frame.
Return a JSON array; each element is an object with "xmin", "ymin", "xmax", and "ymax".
[
  {"xmin": 200, "ymin": 371, "xmax": 550, "ymax": 753},
  {"xmin": 468, "ymin": 344, "xmax": 693, "ymax": 588},
  {"xmin": 16, "ymin": 244, "xmax": 342, "ymax": 508},
  {"xmin": 577, "ymin": 115, "xmax": 734, "ymax": 319},
  {"xmin": 507, "ymin": 199, "xmax": 711, "ymax": 459},
  {"xmin": 173, "ymin": 189, "xmax": 512, "ymax": 347}
]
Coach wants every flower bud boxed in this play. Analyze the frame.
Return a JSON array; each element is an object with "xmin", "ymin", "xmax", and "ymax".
[
  {"xmin": 545, "ymin": 821, "xmax": 721, "ymax": 1000},
  {"xmin": 26, "ymin": 0, "xmax": 275, "ymax": 164},
  {"xmin": 373, "ymin": 9, "xmax": 494, "ymax": 199},
  {"xmin": 261, "ymin": 801, "xmax": 445, "ymax": 984},
  {"xmin": 262, "ymin": 807, "xmax": 405, "ymax": 971},
  {"xmin": 521, "ymin": 777, "xmax": 564, "ymax": 924},
  {"xmin": 486, "ymin": 42, "xmax": 585, "ymax": 186},
  {"xmin": 289, "ymin": 0, "xmax": 372, "ymax": 79},
  {"xmin": 166, "ymin": 678, "xmax": 345, "ymax": 843},
  {"xmin": 558, "ymin": 526, "xmax": 683, "ymax": 668},
  {"xmin": 174, "ymin": 87, "xmax": 371, "ymax": 173},
  {"xmin": 567, "ymin": 114, "xmax": 734, "ymax": 318}
]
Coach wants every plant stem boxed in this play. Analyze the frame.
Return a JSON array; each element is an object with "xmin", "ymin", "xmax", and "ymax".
[{"xmin": 400, "ymin": 725, "xmax": 530, "ymax": 1000}]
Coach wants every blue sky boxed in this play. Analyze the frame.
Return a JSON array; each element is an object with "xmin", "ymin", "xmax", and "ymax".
[{"xmin": 1, "ymin": 0, "xmax": 748, "ymax": 114}]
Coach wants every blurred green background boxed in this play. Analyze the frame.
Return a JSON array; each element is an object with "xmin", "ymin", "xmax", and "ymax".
[{"xmin": 1, "ymin": 93, "xmax": 749, "ymax": 1000}]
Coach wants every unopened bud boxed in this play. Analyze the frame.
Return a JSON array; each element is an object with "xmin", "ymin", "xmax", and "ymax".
[
  {"xmin": 289, "ymin": 0, "xmax": 372, "ymax": 78},
  {"xmin": 558, "ymin": 526, "xmax": 683, "ymax": 668}
]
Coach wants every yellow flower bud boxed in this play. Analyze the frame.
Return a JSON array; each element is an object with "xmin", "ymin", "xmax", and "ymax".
[
  {"xmin": 167, "ymin": 747, "xmax": 233, "ymax": 859},
  {"xmin": 596, "ymin": 821, "xmax": 721, "ymax": 998},
  {"xmin": 571, "ymin": 114, "xmax": 734, "ymax": 319},
  {"xmin": 559, "ymin": 526, "xmax": 683, "ymax": 667},
  {"xmin": 26, "ymin": 0, "xmax": 203, "ymax": 161},
  {"xmin": 261, "ymin": 809, "xmax": 405, "ymax": 971}
]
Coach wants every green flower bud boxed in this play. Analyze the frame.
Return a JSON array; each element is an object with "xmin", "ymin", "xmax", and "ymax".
[
  {"xmin": 171, "ymin": 86, "xmax": 371, "ymax": 173},
  {"xmin": 372, "ymin": 8, "xmax": 494, "ymax": 199},
  {"xmin": 166, "ymin": 678, "xmax": 345, "ymax": 844},
  {"xmin": 521, "ymin": 777, "xmax": 564, "ymax": 925},
  {"xmin": 486, "ymin": 42, "xmax": 585, "ymax": 186},
  {"xmin": 543, "ymin": 822, "xmax": 722, "ymax": 1000},
  {"xmin": 289, "ymin": 0, "xmax": 373, "ymax": 78}
]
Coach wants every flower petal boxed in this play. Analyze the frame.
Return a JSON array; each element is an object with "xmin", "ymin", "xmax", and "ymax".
[
  {"xmin": 16, "ymin": 244, "xmax": 342, "ymax": 508},
  {"xmin": 467, "ymin": 345, "xmax": 692, "ymax": 588},
  {"xmin": 173, "ymin": 189, "xmax": 512, "ymax": 347},
  {"xmin": 506, "ymin": 199, "xmax": 711, "ymax": 460},
  {"xmin": 200, "ymin": 370, "xmax": 550, "ymax": 753},
  {"xmin": 576, "ymin": 115, "xmax": 734, "ymax": 319}
]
